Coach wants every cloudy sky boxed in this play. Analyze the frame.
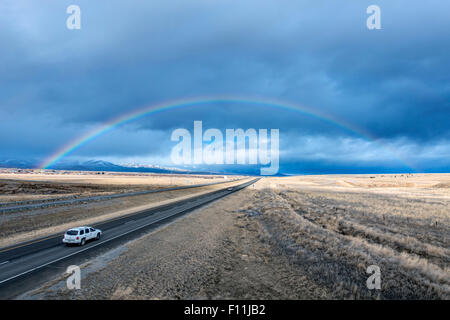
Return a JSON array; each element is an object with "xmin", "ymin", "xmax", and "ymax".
[{"xmin": 1, "ymin": 0, "xmax": 449, "ymax": 174}]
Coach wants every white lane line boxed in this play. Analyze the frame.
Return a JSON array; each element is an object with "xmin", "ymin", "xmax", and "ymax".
[
  {"xmin": 0, "ymin": 179, "xmax": 257, "ymax": 286},
  {"xmin": 0, "ymin": 261, "xmax": 9, "ymax": 266}
]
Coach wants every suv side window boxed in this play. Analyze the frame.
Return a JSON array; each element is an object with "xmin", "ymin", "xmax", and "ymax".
[
  {"xmin": 90, "ymin": 228, "xmax": 95, "ymax": 232},
  {"xmin": 85, "ymin": 229, "xmax": 90, "ymax": 233},
  {"xmin": 80, "ymin": 230, "xmax": 84, "ymax": 235}
]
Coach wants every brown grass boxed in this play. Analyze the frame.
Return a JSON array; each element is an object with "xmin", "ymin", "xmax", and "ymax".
[
  {"xmin": 19, "ymin": 174, "xmax": 450, "ymax": 300},
  {"xmin": 246, "ymin": 175, "xmax": 450, "ymax": 299},
  {"xmin": 0, "ymin": 170, "xmax": 236, "ymax": 202}
]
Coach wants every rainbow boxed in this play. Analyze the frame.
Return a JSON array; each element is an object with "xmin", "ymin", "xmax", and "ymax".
[{"xmin": 39, "ymin": 96, "xmax": 417, "ymax": 172}]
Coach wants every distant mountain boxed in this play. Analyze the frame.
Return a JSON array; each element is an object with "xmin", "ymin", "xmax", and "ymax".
[
  {"xmin": 119, "ymin": 162, "xmax": 189, "ymax": 173},
  {"xmin": 0, "ymin": 158, "xmax": 278, "ymax": 176},
  {"xmin": 50, "ymin": 160, "xmax": 191, "ymax": 174},
  {"xmin": 51, "ymin": 160, "xmax": 125, "ymax": 172},
  {"xmin": 0, "ymin": 158, "xmax": 213, "ymax": 175},
  {"xmin": 0, "ymin": 159, "xmax": 38, "ymax": 169}
]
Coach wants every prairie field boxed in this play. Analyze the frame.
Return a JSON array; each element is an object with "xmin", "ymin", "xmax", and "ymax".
[
  {"xmin": 247, "ymin": 174, "xmax": 450, "ymax": 299},
  {"xmin": 28, "ymin": 173, "xmax": 449, "ymax": 300},
  {"xmin": 0, "ymin": 169, "xmax": 232, "ymax": 202}
]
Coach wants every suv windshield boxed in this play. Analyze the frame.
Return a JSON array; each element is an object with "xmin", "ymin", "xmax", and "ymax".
[{"xmin": 66, "ymin": 230, "xmax": 78, "ymax": 235}]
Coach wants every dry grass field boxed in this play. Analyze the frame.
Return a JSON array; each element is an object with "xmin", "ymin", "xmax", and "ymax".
[
  {"xmin": 26, "ymin": 173, "xmax": 449, "ymax": 300},
  {"xmin": 247, "ymin": 175, "xmax": 450, "ymax": 299},
  {"xmin": 0, "ymin": 169, "xmax": 232, "ymax": 202}
]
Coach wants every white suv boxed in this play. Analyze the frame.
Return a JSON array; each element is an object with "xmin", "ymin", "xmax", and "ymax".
[{"xmin": 63, "ymin": 226, "xmax": 102, "ymax": 246}]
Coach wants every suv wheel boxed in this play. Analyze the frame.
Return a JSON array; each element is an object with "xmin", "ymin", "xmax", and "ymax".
[
  {"xmin": 96, "ymin": 233, "xmax": 101, "ymax": 240},
  {"xmin": 80, "ymin": 238, "xmax": 86, "ymax": 246}
]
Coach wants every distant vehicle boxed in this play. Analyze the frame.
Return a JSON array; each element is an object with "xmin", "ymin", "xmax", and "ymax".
[
  {"xmin": 63, "ymin": 226, "xmax": 101, "ymax": 246},
  {"xmin": 227, "ymin": 187, "xmax": 233, "ymax": 191}
]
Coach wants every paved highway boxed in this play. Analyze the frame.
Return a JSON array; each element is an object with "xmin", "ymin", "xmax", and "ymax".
[{"xmin": 0, "ymin": 178, "xmax": 259, "ymax": 298}]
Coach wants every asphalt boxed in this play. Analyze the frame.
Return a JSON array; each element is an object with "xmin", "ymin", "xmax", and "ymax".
[{"xmin": 0, "ymin": 178, "xmax": 259, "ymax": 299}]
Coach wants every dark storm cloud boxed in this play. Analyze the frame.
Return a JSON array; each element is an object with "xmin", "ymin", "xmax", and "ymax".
[{"xmin": 0, "ymin": 0, "xmax": 449, "ymax": 172}]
